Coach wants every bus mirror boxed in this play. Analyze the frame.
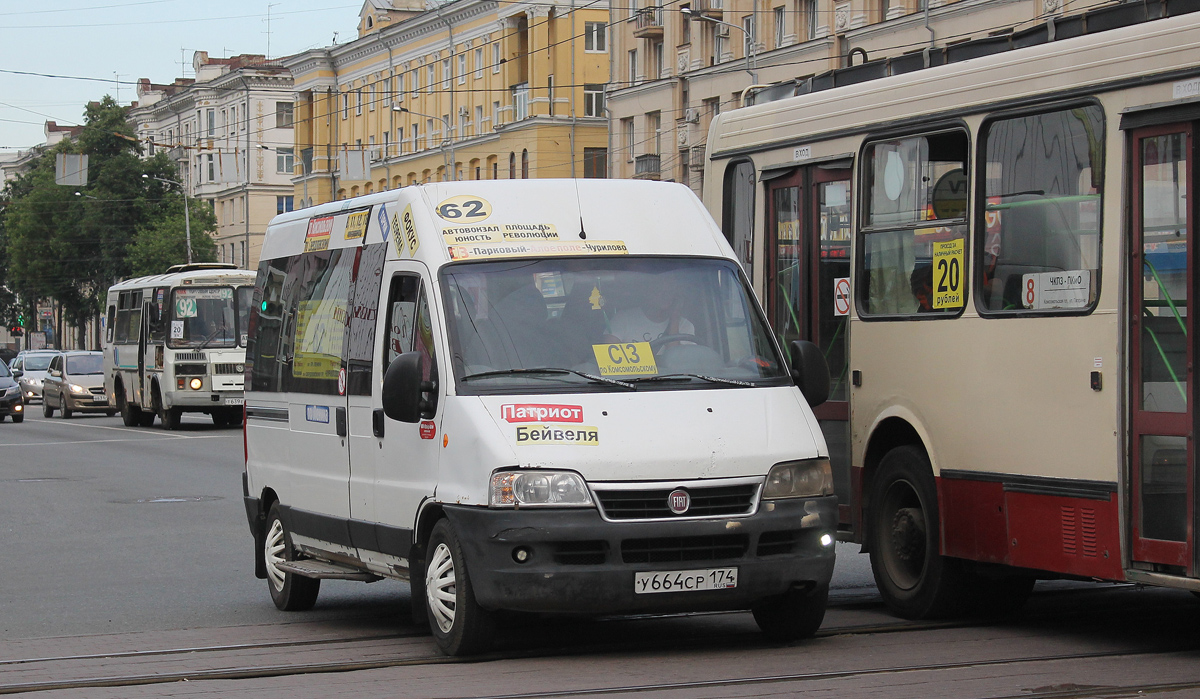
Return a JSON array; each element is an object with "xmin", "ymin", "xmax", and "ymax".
[
  {"xmin": 789, "ymin": 340, "xmax": 830, "ymax": 408},
  {"xmin": 147, "ymin": 304, "xmax": 160, "ymax": 325},
  {"xmin": 382, "ymin": 351, "xmax": 438, "ymax": 423}
]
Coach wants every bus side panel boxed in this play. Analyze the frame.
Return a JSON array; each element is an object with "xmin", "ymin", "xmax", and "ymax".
[
  {"xmin": 1004, "ymin": 491, "xmax": 1122, "ymax": 580},
  {"xmin": 939, "ymin": 478, "xmax": 1009, "ymax": 564}
]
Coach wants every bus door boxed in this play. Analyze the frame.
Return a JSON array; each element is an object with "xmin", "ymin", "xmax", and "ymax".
[
  {"xmin": 766, "ymin": 163, "xmax": 854, "ymax": 529},
  {"xmin": 1131, "ymin": 124, "xmax": 1195, "ymax": 574}
]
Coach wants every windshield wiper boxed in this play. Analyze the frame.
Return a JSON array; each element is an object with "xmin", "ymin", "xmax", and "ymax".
[
  {"xmin": 196, "ymin": 324, "xmax": 228, "ymax": 350},
  {"xmin": 461, "ymin": 367, "xmax": 635, "ymax": 390},
  {"xmin": 629, "ymin": 373, "xmax": 756, "ymax": 387}
]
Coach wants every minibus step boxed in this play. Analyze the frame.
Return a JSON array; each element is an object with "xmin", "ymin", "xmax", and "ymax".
[{"xmin": 275, "ymin": 560, "xmax": 381, "ymax": 581}]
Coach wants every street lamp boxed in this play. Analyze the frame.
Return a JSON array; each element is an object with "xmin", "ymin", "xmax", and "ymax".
[
  {"xmin": 143, "ymin": 173, "xmax": 192, "ymax": 263},
  {"xmin": 681, "ymin": 6, "xmax": 757, "ymax": 84},
  {"xmin": 393, "ymin": 105, "xmax": 456, "ymax": 181}
]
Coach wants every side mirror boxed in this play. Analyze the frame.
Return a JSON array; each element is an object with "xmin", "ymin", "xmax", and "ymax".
[
  {"xmin": 789, "ymin": 340, "xmax": 830, "ymax": 408},
  {"xmin": 381, "ymin": 351, "xmax": 438, "ymax": 423},
  {"xmin": 11, "ymin": 369, "xmax": 22, "ymax": 379},
  {"xmin": 147, "ymin": 304, "xmax": 160, "ymax": 326}
]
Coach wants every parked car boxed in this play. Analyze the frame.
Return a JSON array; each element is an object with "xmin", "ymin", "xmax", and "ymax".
[
  {"xmin": 42, "ymin": 351, "xmax": 114, "ymax": 418},
  {"xmin": 10, "ymin": 350, "xmax": 60, "ymax": 403},
  {"xmin": 0, "ymin": 361, "xmax": 26, "ymax": 423}
]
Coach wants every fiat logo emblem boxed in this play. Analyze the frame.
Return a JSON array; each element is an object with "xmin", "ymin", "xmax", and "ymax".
[{"xmin": 667, "ymin": 489, "xmax": 690, "ymax": 515}]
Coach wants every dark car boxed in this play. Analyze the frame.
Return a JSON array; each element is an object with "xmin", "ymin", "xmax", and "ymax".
[{"xmin": 0, "ymin": 361, "xmax": 26, "ymax": 423}]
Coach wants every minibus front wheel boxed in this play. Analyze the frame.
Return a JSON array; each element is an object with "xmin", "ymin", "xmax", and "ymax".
[
  {"xmin": 752, "ymin": 581, "xmax": 829, "ymax": 642},
  {"xmin": 425, "ymin": 519, "xmax": 495, "ymax": 656},
  {"xmin": 263, "ymin": 503, "xmax": 320, "ymax": 611}
]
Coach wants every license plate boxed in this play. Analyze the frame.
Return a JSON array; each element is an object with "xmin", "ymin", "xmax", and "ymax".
[
  {"xmin": 92, "ymin": 395, "xmax": 108, "ymax": 402},
  {"xmin": 634, "ymin": 568, "xmax": 738, "ymax": 594},
  {"xmin": 224, "ymin": 397, "xmax": 245, "ymax": 406}
]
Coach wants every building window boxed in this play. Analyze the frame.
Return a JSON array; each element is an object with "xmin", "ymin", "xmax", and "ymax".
[
  {"xmin": 458, "ymin": 54, "xmax": 467, "ymax": 84},
  {"xmin": 493, "ymin": 100, "xmax": 501, "ymax": 125},
  {"xmin": 368, "ymin": 83, "xmax": 376, "ymax": 111},
  {"xmin": 395, "ymin": 74, "xmax": 403, "ymax": 103},
  {"xmin": 584, "ymin": 148, "xmax": 607, "ymax": 178},
  {"xmin": 411, "ymin": 124, "xmax": 419, "ymax": 150},
  {"xmin": 584, "ymin": 84, "xmax": 605, "ymax": 117},
  {"xmin": 206, "ymin": 153, "xmax": 215, "ymax": 181},
  {"xmin": 513, "ymin": 83, "xmax": 529, "ymax": 120},
  {"xmin": 474, "ymin": 105, "xmax": 483, "ymax": 134},
  {"xmin": 714, "ymin": 31, "xmax": 726, "ymax": 64},
  {"xmin": 411, "ymin": 68, "xmax": 420, "ymax": 98},
  {"xmin": 654, "ymin": 42, "xmax": 664, "ymax": 79},
  {"xmin": 647, "ymin": 111, "xmax": 661, "ymax": 155},
  {"xmin": 681, "ymin": 4, "xmax": 691, "ymax": 43},
  {"xmin": 460, "ymin": 111, "xmax": 469, "ymax": 138},
  {"xmin": 277, "ymin": 147, "xmax": 294, "ymax": 174},
  {"xmin": 397, "ymin": 128, "xmax": 405, "ymax": 153},
  {"xmin": 443, "ymin": 58, "xmax": 451, "ymax": 89},
  {"xmin": 276, "ymin": 102, "xmax": 294, "ymax": 128},
  {"xmin": 548, "ymin": 75, "xmax": 555, "ymax": 116},
  {"xmin": 474, "ymin": 48, "xmax": 484, "ymax": 79},
  {"xmin": 628, "ymin": 49, "xmax": 638, "ymax": 85},
  {"xmin": 742, "ymin": 15, "xmax": 755, "ymax": 58},
  {"xmin": 342, "ymin": 92, "xmax": 349, "ymax": 119},
  {"xmin": 521, "ymin": 149, "xmax": 529, "ymax": 179},
  {"xmin": 356, "ymin": 88, "xmax": 363, "ymax": 115},
  {"xmin": 806, "ymin": 0, "xmax": 817, "ymax": 40},
  {"xmin": 622, "ymin": 118, "xmax": 634, "ymax": 160},
  {"xmin": 428, "ymin": 64, "xmax": 436, "ymax": 92},
  {"xmin": 774, "ymin": 6, "xmax": 785, "ymax": 47},
  {"xmin": 277, "ymin": 195, "xmax": 294, "ymax": 214},
  {"xmin": 584, "ymin": 22, "xmax": 607, "ymax": 52},
  {"xmin": 206, "ymin": 109, "xmax": 215, "ymax": 136},
  {"xmin": 509, "ymin": 151, "xmax": 516, "ymax": 178},
  {"xmin": 492, "ymin": 43, "xmax": 501, "ymax": 73}
]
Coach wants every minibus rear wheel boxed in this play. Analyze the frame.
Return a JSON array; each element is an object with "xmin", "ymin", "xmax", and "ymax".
[
  {"xmin": 752, "ymin": 581, "xmax": 828, "ymax": 642},
  {"xmin": 425, "ymin": 519, "xmax": 494, "ymax": 656},
  {"xmin": 263, "ymin": 503, "xmax": 320, "ymax": 611},
  {"xmin": 868, "ymin": 445, "xmax": 970, "ymax": 620}
]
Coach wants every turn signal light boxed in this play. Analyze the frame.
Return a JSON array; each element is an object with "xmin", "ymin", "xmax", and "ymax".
[{"xmin": 189, "ymin": 378, "xmax": 203, "ymax": 390}]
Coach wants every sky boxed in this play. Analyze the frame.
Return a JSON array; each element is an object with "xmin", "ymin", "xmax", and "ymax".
[{"xmin": 0, "ymin": 0, "xmax": 364, "ymax": 152}]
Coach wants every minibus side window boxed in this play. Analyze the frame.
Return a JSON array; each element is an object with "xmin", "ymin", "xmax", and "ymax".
[
  {"xmin": 415, "ymin": 288, "xmax": 436, "ymax": 382},
  {"xmin": 249, "ymin": 259, "xmax": 289, "ymax": 393},
  {"xmin": 859, "ymin": 130, "xmax": 970, "ymax": 317},
  {"xmin": 977, "ymin": 104, "xmax": 1104, "ymax": 314},
  {"xmin": 384, "ymin": 275, "xmax": 421, "ymax": 369},
  {"xmin": 346, "ymin": 243, "xmax": 387, "ymax": 396},
  {"xmin": 286, "ymin": 249, "xmax": 354, "ymax": 395}
]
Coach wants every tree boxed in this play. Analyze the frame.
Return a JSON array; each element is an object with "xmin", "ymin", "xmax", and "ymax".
[{"xmin": 128, "ymin": 197, "xmax": 217, "ymax": 276}]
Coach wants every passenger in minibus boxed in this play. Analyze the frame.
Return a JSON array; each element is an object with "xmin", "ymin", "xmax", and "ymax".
[{"xmin": 605, "ymin": 273, "xmax": 695, "ymax": 343}]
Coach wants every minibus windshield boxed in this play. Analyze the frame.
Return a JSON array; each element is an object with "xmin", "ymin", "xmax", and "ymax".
[
  {"xmin": 442, "ymin": 257, "xmax": 790, "ymax": 393},
  {"xmin": 168, "ymin": 287, "xmax": 237, "ymax": 349}
]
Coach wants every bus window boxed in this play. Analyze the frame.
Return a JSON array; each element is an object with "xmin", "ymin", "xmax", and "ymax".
[
  {"xmin": 722, "ymin": 160, "xmax": 755, "ymax": 278},
  {"xmin": 237, "ymin": 287, "xmax": 254, "ymax": 347},
  {"xmin": 978, "ymin": 104, "xmax": 1104, "ymax": 313},
  {"xmin": 860, "ymin": 130, "xmax": 969, "ymax": 316}
]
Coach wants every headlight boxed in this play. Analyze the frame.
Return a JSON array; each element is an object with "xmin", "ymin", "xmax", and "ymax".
[
  {"xmin": 69, "ymin": 384, "xmax": 87, "ymax": 394},
  {"xmin": 189, "ymin": 378, "xmax": 203, "ymax": 390},
  {"xmin": 762, "ymin": 458, "xmax": 833, "ymax": 499},
  {"xmin": 490, "ymin": 470, "xmax": 593, "ymax": 507}
]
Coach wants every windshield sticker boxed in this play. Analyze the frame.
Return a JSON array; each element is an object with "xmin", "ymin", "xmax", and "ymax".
[
  {"xmin": 589, "ymin": 286, "xmax": 605, "ymax": 310},
  {"xmin": 436, "ymin": 195, "xmax": 492, "ymax": 224},
  {"xmin": 402, "ymin": 204, "xmax": 420, "ymax": 257},
  {"xmin": 390, "ymin": 212, "xmax": 404, "ymax": 257},
  {"xmin": 931, "ymin": 238, "xmax": 965, "ymax": 309},
  {"xmin": 501, "ymin": 403, "xmax": 583, "ymax": 423},
  {"xmin": 305, "ymin": 216, "xmax": 334, "ymax": 252},
  {"xmin": 344, "ymin": 210, "xmax": 369, "ymax": 240},
  {"xmin": 175, "ymin": 297, "xmax": 198, "ymax": 318},
  {"xmin": 420, "ymin": 420, "xmax": 436, "ymax": 439},
  {"xmin": 443, "ymin": 225, "xmax": 502, "ymax": 245},
  {"xmin": 1022, "ymin": 270, "xmax": 1090, "ymax": 310},
  {"xmin": 515, "ymin": 425, "xmax": 599, "ymax": 446},
  {"xmin": 376, "ymin": 204, "xmax": 390, "ymax": 242},
  {"xmin": 447, "ymin": 240, "xmax": 628, "ymax": 261},
  {"xmin": 170, "ymin": 321, "xmax": 185, "ymax": 339},
  {"xmin": 177, "ymin": 287, "xmax": 231, "ymax": 299},
  {"xmin": 305, "ymin": 405, "xmax": 330, "ymax": 424},
  {"xmin": 593, "ymin": 342, "xmax": 658, "ymax": 376},
  {"xmin": 502, "ymin": 224, "xmax": 557, "ymax": 241}
]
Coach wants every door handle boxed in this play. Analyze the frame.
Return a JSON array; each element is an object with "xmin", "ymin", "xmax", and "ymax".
[
  {"xmin": 336, "ymin": 407, "xmax": 347, "ymax": 437},
  {"xmin": 372, "ymin": 408, "xmax": 385, "ymax": 438}
]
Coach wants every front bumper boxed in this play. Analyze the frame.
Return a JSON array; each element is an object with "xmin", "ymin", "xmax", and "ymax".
[
  {"xmin": 443, "ymin": 496, "xmax": 837, "ymax": 615},
  {"xmin": 1, "ymin": 393, "xmax": 25, "ymax": 416},
  {"xmin": 19, "ymin": 383, "xmax": 41, "ymax": 402},
  {"xmin": 164, "ymin": 389, "xmax": 244, "ymax": 410},
  {"xmin": 63, "ymin": 392, "xmax": 112, "ymax": 412}
]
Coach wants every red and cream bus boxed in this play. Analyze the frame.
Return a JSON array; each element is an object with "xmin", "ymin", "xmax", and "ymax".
[{"xmin": 703, "ymin": 3, "xmax": 1200, "ymax": 617}]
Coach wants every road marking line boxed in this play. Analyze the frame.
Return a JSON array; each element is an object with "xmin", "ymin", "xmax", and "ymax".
[{"xmin": 0, "ymin": 435, "xmax": 232, "ymax": 447}]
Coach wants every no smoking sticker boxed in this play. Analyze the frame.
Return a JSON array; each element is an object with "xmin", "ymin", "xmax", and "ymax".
[
  {"xmin": 833, "ymin": 277, "xmax": 851, "ymax": 317},
  {"xmin": 337, "ymin": 368, "xmax": 346, "ymax": 396}
]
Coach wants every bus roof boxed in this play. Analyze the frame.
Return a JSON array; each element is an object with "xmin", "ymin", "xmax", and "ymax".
[
  {"xmin": 260, "ymin": 179, "xmax": 735, "ymax": 269},
  {"xmin": 109, "ymin": 267, "xmax": 256, "ymax": 293}
]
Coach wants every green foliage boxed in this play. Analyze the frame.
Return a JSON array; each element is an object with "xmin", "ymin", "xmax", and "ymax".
[
  {"xmin": 0, "ymin": 95, "xmax": 219, "ymax": 345},
  {"xmin": 129, "ymin": 198, "xmax": 217, "ymax": 276}
]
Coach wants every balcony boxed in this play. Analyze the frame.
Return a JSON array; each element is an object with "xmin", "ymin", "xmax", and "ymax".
[
  {"xmin": 633, "ymin": 153, "xmax": 661, "ymax": 180},
  {"xmin": 693, "ymin": 0, "xmax": 722, "ymax": 20},
  {"xmin": 633, "ymin": 7, "xmax": 664, "ymax": 39}
]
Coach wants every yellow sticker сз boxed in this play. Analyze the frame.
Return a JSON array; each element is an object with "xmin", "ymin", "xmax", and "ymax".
[{"xmin": 592, "ymin": 342, "xmax": 658, "ymax": 376}]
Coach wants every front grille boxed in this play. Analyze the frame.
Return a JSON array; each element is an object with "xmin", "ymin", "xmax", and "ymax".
[
  {"xmin": 88, "ymin": 387, "xmax": 106, "ymax": 395},
  {"xmin": 621, "ymin": 534, "xmax": 748, "ymax": 564},
  {"xmin": 175, "ymin": 352, "xmax": 206, "ymax": 362},
  {"xmin": 552, "ymin": 540, "xmax": 607, "ymax": 565},
  {"xmin": 756, "ymin": 530, "xmax": 800, "ymax": 557},
  {"xmin": 596, "ymin": 484, "xmax": 758, "ymax": 520},
  {"xmin": 213, "ymin": 363, "xmax": 242, "ymax": 375},
  {"xmin": 174, "ymin": 363, "xmax": 207, "ymax": 376}
]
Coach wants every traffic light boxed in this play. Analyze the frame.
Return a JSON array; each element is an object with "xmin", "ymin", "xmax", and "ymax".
[{"xmin": 9, "ymin": 326, "xmax": 22, "ymax": 337}]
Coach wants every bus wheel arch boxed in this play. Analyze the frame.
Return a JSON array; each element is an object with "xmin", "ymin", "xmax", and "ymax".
[
  {"xmin": 408, "ymin": 501, "xmax": 445, "ymax": 629},
  {"xmin": 861, "ymin": 416, "xmax": 926, "ymax": 552},
  {"xmin": 251, "ymin": 488, "xmax": 279, "ymax": 580}
]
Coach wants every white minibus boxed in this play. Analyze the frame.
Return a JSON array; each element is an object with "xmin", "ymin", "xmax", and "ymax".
[
  {"xmin": 104, "ymin": 264, "xmax": 254, "ymax": 429},
  {"xmin": 242, "ymin": 180, "xmax": 837, "ymax": 655}
]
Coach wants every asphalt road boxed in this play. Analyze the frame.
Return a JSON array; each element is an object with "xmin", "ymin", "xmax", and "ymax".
[{"xmin": 0, "ymin": 410, "xmax": 878, "ymax": 640}]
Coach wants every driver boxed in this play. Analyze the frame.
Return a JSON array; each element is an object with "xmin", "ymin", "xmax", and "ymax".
[{"xmin": 605, "ymin": 273, "xmax": 694, "ymax": 344}]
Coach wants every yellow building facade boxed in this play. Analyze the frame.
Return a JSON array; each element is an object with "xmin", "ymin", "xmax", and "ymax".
[{"xmin": 284, "ymin": 0, "xmax": 611, "ymax": 206}]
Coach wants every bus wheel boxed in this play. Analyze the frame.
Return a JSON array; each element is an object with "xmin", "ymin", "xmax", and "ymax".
[
  {"xmin": 753, "ymin": 582, "xmax": 828, "ymax": 642},
  {"xmin": 212, "ymin": 411, "xmax": 229, "ymax": 427},
  {"xmin": 117, "ymin": 388, "xmax": 139, "ymax": 427},
  {"xmin": 264, "ymin": 503, "xmax": 320, "ymax": 611},
  {"xmin": 868, "ymin": 445, "xmax": 969, "ymax": 620},
  {"xmin": 138, "ymin": 410, "xmax": 156, "ymax": 427},
  {"xmin": 159, "ymin": 407, "xmax": 179, "ymax": 429},
  {"xmin": 425, "ymin": 519, "xmax": 494, "ymax": 656}
]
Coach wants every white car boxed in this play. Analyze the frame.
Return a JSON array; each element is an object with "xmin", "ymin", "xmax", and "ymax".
[{"xmin": 10, "ymin": 350, "xmax": 60, "ymax": 404}]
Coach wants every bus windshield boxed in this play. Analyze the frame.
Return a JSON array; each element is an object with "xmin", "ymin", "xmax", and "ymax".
[
  {"xmin": 442, "ymin": 257, "xmax": 789, "ymax": 394},
  {"xmin": 237, "ymin": 287, "xmax": 253, "ymax": 347},
  {"xmin": 169, "ymin": 287, "xmax": 237, "ymax": 349}
]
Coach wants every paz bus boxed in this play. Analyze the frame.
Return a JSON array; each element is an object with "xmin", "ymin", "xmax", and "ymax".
[
  {"xmin": 104, "ymin": 263, "xmax": 255, "ymax": 430},
  {"xmin": 703, "ymin": 3, "xmax": 1200, "ymax": 618}
]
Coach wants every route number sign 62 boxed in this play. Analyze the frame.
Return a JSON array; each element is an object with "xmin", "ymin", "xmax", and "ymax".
[{"xmin": 435, "ymin": 195, "xmax": 492, "ymax": 224}]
